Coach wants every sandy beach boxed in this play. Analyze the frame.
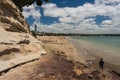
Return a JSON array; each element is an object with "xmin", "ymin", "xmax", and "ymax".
[
  {"xmin": 0, "ymin": 36, "xmax": 120, "ymax": 80},
  {"xmin": 38, "ymin": 36, "xmax": 85, "ymax": 63}
]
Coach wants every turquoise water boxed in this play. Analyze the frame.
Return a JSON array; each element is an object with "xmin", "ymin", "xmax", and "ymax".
[
  {"xmin": 70, "ymin": 36, "xmax": 120, "ymax": 72},
  {"xmin": 71, "ymin": 36, "xmax": 120, "ymax": 51}
]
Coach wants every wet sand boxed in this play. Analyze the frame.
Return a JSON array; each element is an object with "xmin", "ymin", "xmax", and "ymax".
[{"xmin": 67, "ymin": 37, "xmax": 120, "ymax": 73}]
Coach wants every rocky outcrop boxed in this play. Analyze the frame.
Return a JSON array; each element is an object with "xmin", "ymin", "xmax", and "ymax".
[
  {"xmin": 0, "ymin": 0, "xmax": 30, "ymax": 33},
  {"xmin": 0, "ymin": 0, "xmax": 47, "ymax": 74}
]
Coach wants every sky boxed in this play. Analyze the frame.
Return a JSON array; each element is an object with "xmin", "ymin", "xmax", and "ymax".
[{"xmin": 22, "ymin": 0, "xmax": 120, "ymax": 34}]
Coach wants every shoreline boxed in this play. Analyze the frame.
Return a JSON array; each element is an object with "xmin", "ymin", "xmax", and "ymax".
[
  {"xmin": 0, "ymin": 36, "xmax": 120, "ymax": 80},
  {"xmin": 67, "ymin": 36, "xmax": 120, "ymax": 73}
]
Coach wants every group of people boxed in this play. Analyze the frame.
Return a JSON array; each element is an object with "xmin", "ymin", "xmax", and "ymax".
[{"xmin": 88, "ymin": 58, "xmax": 104, "ymax": 72}]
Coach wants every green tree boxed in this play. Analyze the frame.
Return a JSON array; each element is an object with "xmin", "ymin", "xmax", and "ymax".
[
  {"xmin": 31, "ymin": 30, "xmax": 36, "ymax": 37},
  {"xmin": 12, "ymin": 0, "xmax": 49, "ymax": 11}
]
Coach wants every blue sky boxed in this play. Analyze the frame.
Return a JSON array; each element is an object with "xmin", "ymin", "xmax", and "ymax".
[
  {"xmin": 23, "ymin": 0, "xmax": 120, "ymax": 34},
  {"xmin": 26, "ymin": 0, "xmax": 95, "ymax": 25},
  {"xmin": 49, "ymin": 0, "xmax": 94, "ymax": 7}
]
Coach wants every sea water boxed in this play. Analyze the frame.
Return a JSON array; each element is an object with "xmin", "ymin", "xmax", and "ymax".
[
  {"xmin": 70, "ymin": 36, "xmax": 120, "ymax": 72},
  {"xmin": 71, "ymin": 36, "xmax": 120, "ymax": 52}
]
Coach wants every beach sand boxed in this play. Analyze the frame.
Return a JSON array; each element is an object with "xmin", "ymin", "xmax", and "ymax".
[
  {"xmin": 38, "ymin": 36, "xmax": 79, "ymax": 61},
  {"xmin": 0, "ymin": 36, "xmax": 120, "ymax": 80}
]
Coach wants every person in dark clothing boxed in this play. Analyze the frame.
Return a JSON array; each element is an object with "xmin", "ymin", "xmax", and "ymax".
[{"xmin": 99, "ymin": 58, "xmax": 104, "ymax": 72}]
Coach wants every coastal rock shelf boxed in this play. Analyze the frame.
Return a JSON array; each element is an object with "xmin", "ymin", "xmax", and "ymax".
[
  {"xmin": 0, "ymin": 40, "xmax": 46, "ymax": 74},
  {"xmin": 0, "ymin": 52, "xmax": 41, "ymax": 73},
  {"xmin": 0, "ymin": 0, "xmax": 30, "ymax": 33}
]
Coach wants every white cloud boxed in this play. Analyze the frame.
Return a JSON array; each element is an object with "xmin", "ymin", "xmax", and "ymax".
[
  {"xmin": 102, "ymin": 20, "xmax": 112, "ymax": 24},
  {"xmin": 40, "ymin": 0, "xmax": 120, "ymax": 34},
  {"xmin": 22, "ymin": 4, "xmax": 41, "ymax": 20},
  {"xmin": 42, "ymin": 4, "xmax": 69, "ymax": 17},
  {"xmin": 22, "ymin": 0, "xmax": 120, "ymax": 34},
  {"xmin": 95, "ymin": 0, "xmax": 120, "ymax": 5}
]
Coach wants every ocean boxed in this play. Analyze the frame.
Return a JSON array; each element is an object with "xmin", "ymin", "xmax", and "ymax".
[
  {"xmin": 71, "ymin": 36, "xmax": 120, "ymax": 52},
  {"xmin": 69, "ymin": 36, "xmax": 120, "ymax": 72}
]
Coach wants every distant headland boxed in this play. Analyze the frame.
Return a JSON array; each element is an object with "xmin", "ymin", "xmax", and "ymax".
[{"xmin": 36, "ymin": 32, "xmax": 120, "ymax": 36}]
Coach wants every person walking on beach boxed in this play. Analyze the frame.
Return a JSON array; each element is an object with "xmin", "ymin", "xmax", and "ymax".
[
  {"xmin": 88, "ymin": 60, "xmax": 93, "ymax": 70},
  {"xmin": 88, "ymin": 60, "xmax": 92, "ymax": 67},
  {"xmin": 99, "ymin": 58, "xmax": 104, "ymax": 72}
]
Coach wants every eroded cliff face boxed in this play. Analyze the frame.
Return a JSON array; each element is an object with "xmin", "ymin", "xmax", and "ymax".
[
  {"xmin": 0, "ymin": 0, "xmax": 47, "ymax": 73},
  {"xmin": 0, "ymin": 0, "xmax": 30, "ymax": 33}
]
